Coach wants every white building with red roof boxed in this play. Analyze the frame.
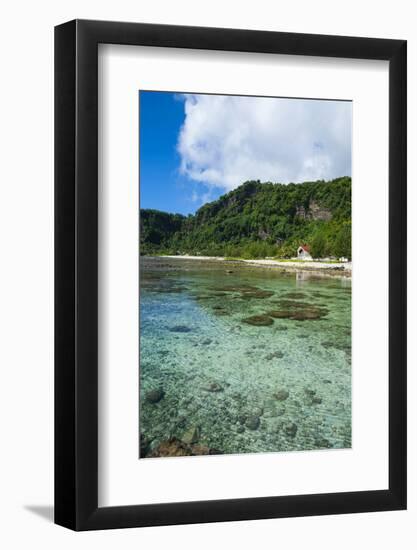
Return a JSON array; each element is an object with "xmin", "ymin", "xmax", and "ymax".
[{"xmin": 297, "ymin": 244, "xmax": 312, "ymax": 260}]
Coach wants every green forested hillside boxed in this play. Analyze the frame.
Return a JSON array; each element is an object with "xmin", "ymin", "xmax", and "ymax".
[{"xmin": 140, "ymin": 177, "xmax": 351, "ymax": 259}]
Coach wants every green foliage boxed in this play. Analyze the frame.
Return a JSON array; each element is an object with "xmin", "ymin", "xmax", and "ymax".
[
  {"xmin": 310, "ymin": 232, "xmax": 328, "ymax": 258},
  {"xmin": 334, "ymin": 222, "xmax": 352, "ymax": 258},
  {"xmin": 140, "ymin": 177, "xmax": 352, "ymax": 259},
  {"xmin": 140, "ymin": 209, "xmax": 185, "ymax": 254}
]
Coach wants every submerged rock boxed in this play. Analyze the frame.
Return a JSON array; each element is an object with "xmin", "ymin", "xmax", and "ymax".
[
  {"xmin": 274, "ymin": 389, "xmax": 289, "ymax": 401},
  {"xmin": 213, "ymin": 309, "xmax": 230, "ymax": 316},
  {"xmin": 265, "ymin": 310, "xmax": 293, "ymax": 319},
  {"xmin": 251, "ymin": 406, "xmax": 264, "ymax": 417},
  {"xmin": 201, "ymin": 338, "xmax": 213, "ymax": 345},
  {"xmin": 311, "ymin": 291, "xmax": 327, "ymax": 298},
  {"xmin": 169, "ymin": 325, "xmax": 193, "ymax": 333},
  {"xmin": 240, "ymin": 289, "xmax": 274, "ymax": 299},
  {"xmin": 304, "ymin": 388, "xmax": 322, "ymax": 405},
  {"xmin": 147, "ymin": 437, "xmax": 221, "ymax": 457},
  {"xmin": 181, "ymin": 425, "xmax": 200, "ymax": 445},
  {"xmin": 284, "ymin": 292, "xmax": 307, "ymax": 299},
  {"xmin": 321, "ymin": 341, "xmax": 336, "ymax": 349},
  {"xmin": 245, "ymin": 415, "xmax": 260, "ymax": 430},
  {"xmin": 140, "ymin": 433, "xmax": 150, "ymax": 457},
  {"xmin": 265, "ymin": 351, "xmax": 284, "ymax": 360},
  {"xmin": 192, "ymin": 444, "xmax": 211, "ymax": 455},
  {"xmin": 242, "ymin": 315, "xmax": 274, "ymax": 326},
  {"xmin": 146, "ymin": 388, "xmax": 164, "ymax": 404},
  {"xmin": 202, "ymin": 381, "xmax": 223, "ymax": 392},
  {"xmin": 284, "ymin": 422, "xmax": 298, "ymax": 437},
  {"xmin": 210, "ymin": 284, "xmax": 258, "ymax": 293},
  {"xmin": 276, "ymin": 406, "xmax": 286, "ymax": 416},
  {"xmin": 148, "ymin": 438, "xmax": 193, "ymax": 457},
  {"xmin": 272, "ymin": 299, "xmax": 311, "ymax": 309},
  {"xmin": 291, "ymin": 309, "xmax": 327, "ymax": 320},
  {"xmin": 163, "ymin": 286, "xmax": 188, "ymax": 293},
  {"xmin": 314, "ymin": 437, "xmax": 331, "ymax": 448},
  {"xmin": 208, "ymin": 448, "xmax": 224, "ymax": 455},
  {"xmin": 312, "ymin": 396, "xmax": 323, "ymax": 405},
  {"xmin": 263, "ymin": 398, "xmax": 285, "ymax": 418},
  {"xmin": 266, "ymin": 305, "xmax": 328, "ymax": 321}
]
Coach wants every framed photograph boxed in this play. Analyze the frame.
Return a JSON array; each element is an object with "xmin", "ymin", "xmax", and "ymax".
[{"xmin": 55, "ymin": 19, "xmax": 406, "ymax": 530}]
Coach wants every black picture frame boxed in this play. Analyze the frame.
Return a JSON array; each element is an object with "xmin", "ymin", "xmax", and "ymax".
[{"xmin": 55, "ymin": 19, "xmax": 407, "ymax": 531}]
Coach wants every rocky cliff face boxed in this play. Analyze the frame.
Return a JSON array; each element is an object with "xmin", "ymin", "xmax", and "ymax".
[{"xmin": 296, "ymin": 200, "xmax": 332, "ymax": 221}]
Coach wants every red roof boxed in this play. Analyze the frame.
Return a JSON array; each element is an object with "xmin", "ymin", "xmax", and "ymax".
[{"xmin": 299, "ymin": 245, "xmax": 310, "ymax": 252}]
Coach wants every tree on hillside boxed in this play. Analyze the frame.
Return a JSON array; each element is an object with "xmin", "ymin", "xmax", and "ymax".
[
  {"xmin": 310, "ymin": 232, "xmax": 328, "ymax": 259},
  {"xmin": 334, "ymin": 223, "xmax": 351, "ymax": 259}
]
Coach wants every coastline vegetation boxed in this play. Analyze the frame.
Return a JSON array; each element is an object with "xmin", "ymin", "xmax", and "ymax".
[{"xmin": 140, "ymin": 177, "xmax": 351, "ymax": 260}]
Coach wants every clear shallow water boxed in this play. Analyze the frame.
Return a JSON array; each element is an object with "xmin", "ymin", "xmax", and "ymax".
[{"xmin": 139, "ymin": 257, "xmax": 351, "ymax": 458}]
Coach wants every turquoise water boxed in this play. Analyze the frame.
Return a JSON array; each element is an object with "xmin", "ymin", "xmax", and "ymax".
[{"xmin": 139, "ymin": 257, "xmax": 351, "ymax": 458}]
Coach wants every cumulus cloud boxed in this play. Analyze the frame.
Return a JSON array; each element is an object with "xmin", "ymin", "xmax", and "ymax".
[{"xmin": 177, "ymin": 94, "xmax": 351, "ymax": 191}]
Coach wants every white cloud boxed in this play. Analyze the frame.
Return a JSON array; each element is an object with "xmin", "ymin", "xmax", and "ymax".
[{"xmin": 177, "ymin": 94, "xmax": 351, "ymax": 191}]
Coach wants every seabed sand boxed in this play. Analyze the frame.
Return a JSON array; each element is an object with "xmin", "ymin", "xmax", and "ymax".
[{"xmin": 160, "ymin": 255, "xmax": 352, "ymax": 278}]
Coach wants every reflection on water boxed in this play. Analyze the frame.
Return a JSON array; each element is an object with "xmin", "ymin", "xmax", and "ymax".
[{"xmin": 139, "ymin": 257, "xmax": 351, "ymax": 458}]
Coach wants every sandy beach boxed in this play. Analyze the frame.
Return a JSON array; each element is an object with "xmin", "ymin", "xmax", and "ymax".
[{"xmin": 159, "ymin": 255, "xmax": 352, "ymax": 277}]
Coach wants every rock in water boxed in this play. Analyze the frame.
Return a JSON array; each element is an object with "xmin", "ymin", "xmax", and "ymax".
[
  {"xmin": 140, "ymin": 433, "xmax": 150, "ymax": 457},
  {"xmin": 191, "ymin": 444, "xmax": 210, "ymax": 455},
  {"xmin": 284, "ymin": 422, "xmax": 298, "ymax": 437},
  {"xmin": 148, "ymin": 438, "xmax": 219, "ymax": 458},
  {"xmin": 240, "ymin": 290, "xmax": 274, "ymax": 299},
  {"xmin": 149, "ymin": 438, "xmax": 192, "ymax": 457},
  {"xmin": 242, "ymin": 315, "xmax": 274, "ymax": 326},
  {"xmin": 251, "ymin": 406, "xmax": 264, "ymax": 417},
  {"xmin": 169, "ymin": 325, "xmax": 192, "ymax": 333},
  {"xmin": 245, "ymin": 415, "xmax": 260, "ymax": 430},
  {"xmin": 202, "ymin": 381, "xmax": 223, "ymax": 392},
  {"xmin": 181, "ymin": 425, "xmax": 200, "ymax": 445},
  {"xmin": 265, "ymin": 351, "xmax": 284, "ymax": 360},
  {"xmin": 284, "ymin": 292, "xmax": 307, "ymax": 300},
  {"xmin": 146, "ymin": 388, "xmax": 164, "ymax": 404},
  {"xmin": 274, "ymin": 389, "xmax": 289, "ymax": 401}
]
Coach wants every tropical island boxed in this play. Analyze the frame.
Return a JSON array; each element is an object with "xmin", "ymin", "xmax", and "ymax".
[
  {"xmin": 139, "ymin": 92, "xmax": 352, "ymax": 458},
  {"xmin": 140, "ymin": 176, "xmax": 351, "ymax": 264},
  {"xmin": 139, "ymin": 177, "xmax": 353, "ymax": 456}
]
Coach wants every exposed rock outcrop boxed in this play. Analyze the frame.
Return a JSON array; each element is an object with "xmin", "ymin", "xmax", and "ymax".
[{"xmin": 295, "ymin": 199, "xmax": 332, "ymax": 221}]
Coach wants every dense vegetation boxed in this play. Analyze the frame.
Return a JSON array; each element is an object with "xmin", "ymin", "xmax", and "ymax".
[{"xmin": 140, "ymin": 177, "xmax": 351, "ymax": 259}]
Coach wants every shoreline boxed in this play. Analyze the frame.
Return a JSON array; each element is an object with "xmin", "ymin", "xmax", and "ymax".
[{"xmin": 157, "ymin": 255, "xmax": 352, "ymax": 278}]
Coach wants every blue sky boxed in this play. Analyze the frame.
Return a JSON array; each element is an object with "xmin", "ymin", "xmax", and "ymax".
[
  {"xmin": 139, "ymin": 91, "xmax": 192, "ymax": 214},
  {"xmin": 139, "ymin": 91, "xmax": 351, "ymax": 215}
]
